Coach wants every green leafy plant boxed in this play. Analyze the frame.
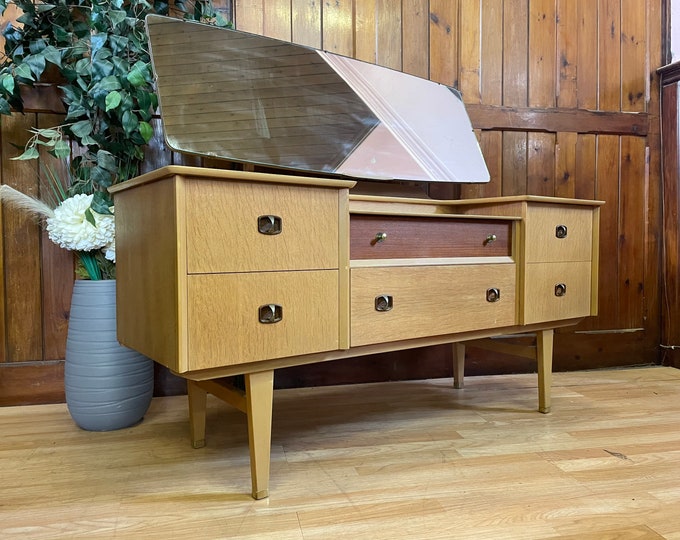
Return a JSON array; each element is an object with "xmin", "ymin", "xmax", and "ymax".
[{"xmin": 0, "ymin": 0, "xmax": 229, "ymax": 278}]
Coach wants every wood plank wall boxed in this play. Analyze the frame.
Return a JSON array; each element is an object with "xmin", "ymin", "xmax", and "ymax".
[{"xmin": 0, "ymin": 0, "xmax": 667, "ymax": 404}]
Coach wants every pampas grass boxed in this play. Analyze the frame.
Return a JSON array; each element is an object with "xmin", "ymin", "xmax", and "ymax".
[{"xmin": 0, "ymin": 184, "xmax": 55, "ymax": 220}]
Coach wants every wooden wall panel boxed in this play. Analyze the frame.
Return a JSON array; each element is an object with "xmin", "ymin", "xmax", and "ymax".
[{"xmin": 0, "ymin": 0, "xmax": 667, "ymax": 404}]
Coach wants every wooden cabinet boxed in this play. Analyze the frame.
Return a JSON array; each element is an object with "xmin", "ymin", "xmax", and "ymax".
[{"xmin": 110, "ymin": 166, "xmax": 603, "ymax": 499}]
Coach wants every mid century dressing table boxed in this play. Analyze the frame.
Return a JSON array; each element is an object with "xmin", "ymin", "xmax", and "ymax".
[
  {"xmin": 110, "ymin": 16, "xmax": 603, "ymax": 499},
  {"xmin": 110, "ymin": 166, "xmax": 602, "ymax": 499}
]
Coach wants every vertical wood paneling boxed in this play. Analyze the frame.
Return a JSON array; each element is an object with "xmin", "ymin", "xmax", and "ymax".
[
  {"xmin": 459, "ymin": 0, "xmax": 481, "ymax": 103},
  {"xmin": 577, "ymin": 0, "xmax": 598, "ymax": 109},
  {"xmin": 557, "ymin": 0, "xmax": 578, "ymax": 108},
  {"xmin": 429, "ymin": 0, "xmax": 459, "ymax": 86},
  {"xmin": 354, "ymin": 0, "xmax": 376, "ymax": 62},
  {"xmin": 527, "ymin": 0, "xmax": 556, "ymax": 197},
  {"xmin": 401, "ymin": 0, "xmax": 429, "ymax": 79},
  {"xmin": 599, "ymin": 0, "xmax": 621, "ymax": 111},
  {"xmin": 618, "ymin": 136, "xmax": 647, "ymax": 328},
  {"xmin": 263, "ymin": 0, "xmax": 292, "ymax": 40},
  {"xmin": 322, "ymin": 0, "xmax": 354, "ymax": 56},
  {"xmin": 595, "ymin": 135, "xmax": 621, "ymax": 328},
  {"xmin": 292, "ymin": 0, "xmax": 322, "ymax": 48},
  {"xmin": 620, "ymin": 0, "xmax": 647, "ymax": 112},
  {"xmin": 375, "ymin": 0, "xmax": 402, "ymax": 70},
  {"xmin": 1, "ymin": 113, "xmax": 43, "ymax": 363},
  {"xmin": 235, "ymin": 0, "xmax": 264, "ymax": 32},
  {"xmin": 643, "ymin": 0, "xmax": 662, "ymax": 354},
  {"xmin": 461, "ymin": 0, "xmax": 504, "ymax": 199},
  {"xmin": 555, "ymin": 132, "xmax": 577, "ymax": 198},
  {"xmin": 502, "ymin": 0, "xmax": 529, "ymax": 196}
]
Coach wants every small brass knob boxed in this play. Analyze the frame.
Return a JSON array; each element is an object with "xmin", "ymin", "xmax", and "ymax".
[
  {"xmin": 375, "ymin": 232, "xmax": 387, "ymax": 243},
  {"xmin": 486, "ymin": 288, "xmax": 501, "ymax": 302},
  {"xmin": 554, "ymin": 283, "xmax": 567, "ymax": 297},
  {"xmin": 555, "ymin": 225, "xmax": 568, "ymax": 239},
  {"xmin": 485, "ymin": 234, "xmax": 497, "ymax": 245}
]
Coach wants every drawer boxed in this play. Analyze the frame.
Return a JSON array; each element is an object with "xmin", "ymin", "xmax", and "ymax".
[
  {"xmin": 351, "ymin": 264, "xmax": 516, "ymax": 347},
  {"xmin": 523, "ymin": 261, "xmax": 592, "ymax": 324},
  {"xmin": 351, "ymin": 215, "xmax": 512, "ymax": 260},
  {"xmin": 524, "ymin": 205, "xmax": 593, "ymax": 263},
  {"xmin": 186, "ymin": 271, "xmax": 339, "ymax": 370},
  {"xmin": 185, "ymin": 180, "xmax": 340, "ymax": 273}
]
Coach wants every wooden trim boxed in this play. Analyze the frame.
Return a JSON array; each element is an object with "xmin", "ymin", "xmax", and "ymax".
[
  {"xmin": 466, "ymin": 104, "xmax": 649, "ymax": 136},
  {"xmin": 0, "ymin": 362, "xmax": 65, "ymax": 405}
]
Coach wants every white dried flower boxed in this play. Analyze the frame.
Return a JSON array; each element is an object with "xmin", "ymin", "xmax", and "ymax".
[
  {"xmin": 46, "ymin": 194, "xmax": 115, "ymax": 252},
  {"xmin": 103, "ymin": 238, "xmax": 116, "ymax": 263}
]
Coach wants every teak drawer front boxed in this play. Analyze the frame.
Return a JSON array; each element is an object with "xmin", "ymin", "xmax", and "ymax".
[
  {"xmin": 186, "ymin": 180, "xmax": 340, "ymax": 273},
  {"xmin": 350, "ymin": 215, "xmax": 512, "ymax": 259},
  {"xmin": 350, "ymin": 264, "xmax": 516, "ymax": 347},
  {"xmin": 186, "ymin": 271, "xmax": 338, "ymax": 370},
  {"xmin": 523, "ymin": 261, "xmax": 592, "ymax": 324},
  {"xmin": 525, "ymin": 205, "xmax": 593, "ymax": 263}
]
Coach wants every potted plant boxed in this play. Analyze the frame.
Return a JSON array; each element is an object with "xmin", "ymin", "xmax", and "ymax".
[{"xmin": 0, "ymin": 0, "xmax": 229, "ymax": 430}]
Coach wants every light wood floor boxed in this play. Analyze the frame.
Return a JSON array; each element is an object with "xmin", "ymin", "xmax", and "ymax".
[{"xmin": 2, "ymin": 366, "xmax": 680, "ymax": 539}]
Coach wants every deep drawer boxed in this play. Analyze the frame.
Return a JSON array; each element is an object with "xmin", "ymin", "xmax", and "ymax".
[
  {"xmin": 185, "ymin": 180, "xmax": 340, "ymax": 273},
  {"xmin": 350, "ymin": 264, "xmax": 516, "ymax": 347},
  {"xmin": 523, "ymin": 261, "xmax": 593, "ymax": 324},
  {"xmin": 350, "ymin": 215, "xmax": 512, "ymax": 260},
  {"xmin": 186, "ymin": 271, "xmax": 339, "ymax": 370}
]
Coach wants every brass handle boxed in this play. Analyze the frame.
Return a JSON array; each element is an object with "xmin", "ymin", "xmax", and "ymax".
[
  {"xmin": 554, "ymin": 283, "xmax": 567, "ymax": 297},
  {"xmin": 373, "ymin": 232, "xmax": 388, "ymax": 244},
  {"xmin": 258, "ymin": 215, "xmax": 282, "ymax": 235},
  {"xmin": 555, "ymin": 225, "xmax": 568, "ymax": 239},
  {"xmin": 258, "ymin": 304, "xmax": 283, "ymax": 324},
  {"xmin": 374, "ymin": 295, "xmax": 393, "ymax": 312},
  {"xmin": 484, "ymin": 234, "xmax": 497, "ymax": 245},
  {"xmin": 486, "ymin": 288, "xmax": 501, "ymax": 302}
]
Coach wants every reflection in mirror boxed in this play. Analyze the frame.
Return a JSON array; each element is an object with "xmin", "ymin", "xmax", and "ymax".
[{"xmin": 146, "ymin": 15, "xmax": 489, "ymax": 183}]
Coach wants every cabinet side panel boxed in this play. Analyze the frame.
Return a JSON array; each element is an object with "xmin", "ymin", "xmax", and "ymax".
[{"xmin": 115, "ymin": 178, "xmax": 180, "ymax": 371}]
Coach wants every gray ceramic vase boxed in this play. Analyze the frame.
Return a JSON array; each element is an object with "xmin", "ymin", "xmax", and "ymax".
[{"xmin": 65, "ymin": 279, "xmax": 153, "ymax": 431}]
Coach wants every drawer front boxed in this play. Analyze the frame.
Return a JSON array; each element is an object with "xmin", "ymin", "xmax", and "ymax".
[
  {"xmin": 525, "ymin": 205, "xmax": 593, "ymax": 263},
  {"xmin": 187, "ymin": 271, "xmax": 339, "ymax": 370},
  {"xmin": 351, "ymin": 264, "xmax": 516, "ymax": 347},
  {"xmin": 186, "ymin": 180, "xmax": 340, "ymax": 273},
  {"xmin": 523, "ymin": 261, "xmax": 592, "ymax": 324},
  {"xmin": 351, "ymin": 215, "xmax": 512, "ymax": 260}
]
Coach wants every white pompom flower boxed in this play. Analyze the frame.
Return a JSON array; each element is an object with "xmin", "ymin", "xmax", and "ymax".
[
  {"xmin": 103, "ymin": 237, "xmax": 116, "ymax": 263},
  {"xmin": 46, "ymin": 194, "xmax": 115, "ymax": 252}
]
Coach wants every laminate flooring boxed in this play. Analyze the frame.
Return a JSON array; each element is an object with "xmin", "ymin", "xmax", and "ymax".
[{"xmin": 2, "ymin": 366, "xmax": 680, "ymax": 539}]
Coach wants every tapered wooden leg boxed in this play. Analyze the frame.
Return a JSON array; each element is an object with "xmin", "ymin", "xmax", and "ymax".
[
  {"xmin": 536, "ymin": 329, "xmax": 554, "ymax": 414},
  {"xmin": 452, "ymin": 342, "xmax": 466, "ymax": 389},
  {"xmin": 245, "ymin": 370, "xmax": 274, "ymax": 500},
  {"xmin": 187, "ymin": 380, "xmax": 208, "ymax": 449}
]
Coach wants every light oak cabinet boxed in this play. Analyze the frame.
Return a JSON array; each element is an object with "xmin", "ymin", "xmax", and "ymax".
[{"xmin": 111, "ymin": 166, "xmax": 603, "ymax": 499}]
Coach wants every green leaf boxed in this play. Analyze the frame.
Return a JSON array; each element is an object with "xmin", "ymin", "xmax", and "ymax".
[
  {"xmin": 14, "ymin": 63, "xmax": 34, "ymax": 81},
  {"xmin": 90, "ymin": 166, "xmax": 113, "ymax": 187},
  {"xmin": 97, "ymin": 150, "xmax": 117, "ymax": 173},
  {"xmin": 42, "ymin": 46, "xmax": 62, "ymax": 68},
  {"xmin": 105, "ymin": 90, "xmax": 122, "ymax": 112},
  {"xmin": 126, "ymin": 63, "xmax": 148, "ymax": 88},
  {"xmin": 108, "ymin": 9, "xmax": 127, "ymax": 27},
  {"xmin": 11, "ymin": 147, "xmax": 40, "ymax": 160},
  {"xmin": 53, "ymin": 140, "xmax": 71, "ymax": 159},
  {"xmin": 1, "ymin": 74, "xmax": 15, "ymax": 94},
  {"xmin": 98, "ymin": 75, "xmax": 121, "ymax": 92},
  {"xmin": 91, "ymin": 192, "xmax": 113, "ymax": 214},
  {"xmin": 84, "ymin": 207, "xmax": 96, "ymax": 227},
  {"xmin": 70, "ymin": 120, "xmax": 93, "ymax": 138},
  {"xmin": 139, "ymin": 121, "xmax": 153, "ymax": 143},
  {"xmin": 121, "ymin": 110, "xmax": 138, "ymax": 134},
  {"xmin": 0, "ymin": 98, "xmax": 10, "ymax": 115},
  {"xmin": 24, "ymin": 53, "xmax": 46, "ymax": 78}
]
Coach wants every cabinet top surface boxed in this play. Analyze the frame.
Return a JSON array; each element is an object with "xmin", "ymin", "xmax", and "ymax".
[{"xmin": 110, "ymin": 166, "xmax": 604, "ymax": 209}]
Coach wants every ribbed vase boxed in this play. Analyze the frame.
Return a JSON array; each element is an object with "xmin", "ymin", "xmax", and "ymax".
[{"xmin": 65, "ymin": 279, "xmax": 154, "ymax": 431}]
